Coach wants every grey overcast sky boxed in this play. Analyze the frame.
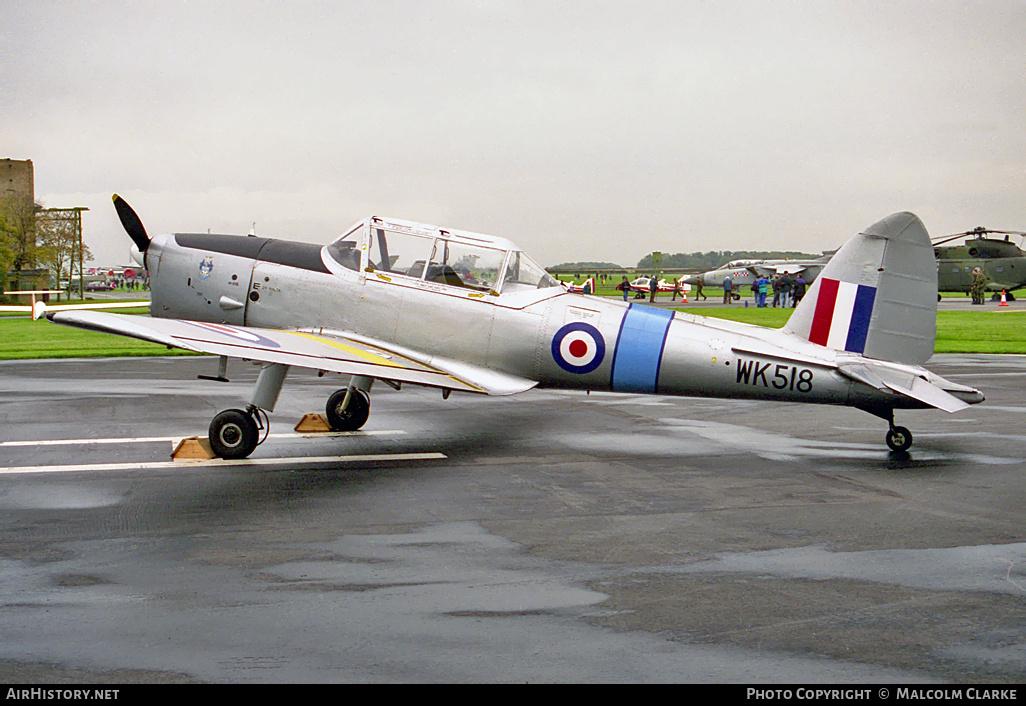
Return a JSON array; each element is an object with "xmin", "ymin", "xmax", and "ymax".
[{"xmin": 4, "ymin": 0, "xmax": 1025, "ymax": 268}]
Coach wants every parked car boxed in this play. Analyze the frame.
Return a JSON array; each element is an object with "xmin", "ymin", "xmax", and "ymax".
[{"xmin": 84, "ymin": 281, "xmax": 116, "ymax": 292}]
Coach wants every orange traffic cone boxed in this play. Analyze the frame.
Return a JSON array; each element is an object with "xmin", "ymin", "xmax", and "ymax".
[{"xmin": 1000, "ymin": 290, "xmax": 1009, "ymax": 306}]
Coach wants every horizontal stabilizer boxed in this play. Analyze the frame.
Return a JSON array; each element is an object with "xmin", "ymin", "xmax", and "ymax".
[{"xmin": 838, "ymin": 363, "xmax": 970, "ymax": 413}]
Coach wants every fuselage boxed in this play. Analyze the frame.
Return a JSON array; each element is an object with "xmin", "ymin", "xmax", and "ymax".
[
  {"xmin": 936, "ymin": 256, "xmax": 1026, "ymax": 293},
  {"xmin": 139, "ymin": 221, "xmax": 958, "ymax": 413},
  {"xmin": 684, "ymin": 261, "xmax": 765, "ymax": 288}
]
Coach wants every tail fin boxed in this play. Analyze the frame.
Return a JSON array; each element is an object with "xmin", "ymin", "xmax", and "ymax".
[{"xmin": 784, "ymin": 212, "xmax": 936, "ymax": 365}]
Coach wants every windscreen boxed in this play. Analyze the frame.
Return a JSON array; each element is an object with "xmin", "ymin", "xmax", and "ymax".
[
  {"xmin": 502, "ymin": 251, "xmax": 560, "ymax": 292},
  {"xmin": 326, "ymin": 226, "xmax": 364, "ymax": 271}
]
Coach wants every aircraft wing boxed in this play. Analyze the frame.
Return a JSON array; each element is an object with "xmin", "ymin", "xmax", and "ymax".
[
  {"xmin": 748, "ymin": 263, "xmax": 809, "ymax": 277},
  {"xmin": 47, "ymin": 310, "xmax": 537, "ymax": 396}
]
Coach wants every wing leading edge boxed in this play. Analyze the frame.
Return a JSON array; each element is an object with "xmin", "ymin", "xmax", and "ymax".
[{"xmin": 47, "ymin": 310, "xmax": 537, "ymax": 396}]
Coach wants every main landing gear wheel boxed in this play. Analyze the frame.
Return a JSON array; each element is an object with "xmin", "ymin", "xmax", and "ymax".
[
  {"xmin": 209, "ymin": 408, "xmax": 260, "ymax": 459},
  {"xmin": 326, "ymin": 388, "xmax": 370, "ymax": 431},
  {"xmin": 885, "ymin": 425, "xmax": 913, "ymax": 452}
]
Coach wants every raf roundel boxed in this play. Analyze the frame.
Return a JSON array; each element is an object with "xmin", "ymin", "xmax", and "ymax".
[{"xmin": 551, "ymin": 322, "xmax": 605, "ymax": 374}]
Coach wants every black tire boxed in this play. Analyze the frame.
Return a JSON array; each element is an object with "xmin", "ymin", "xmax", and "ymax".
[
  {"xmin": 209, "ymin": 408, "xmax": 259, "ymax": 459},
  {"xmin": 886, "ymin": 426, "xmax": 913, "ymax": 452},
  {"xmin": 326, "ymin": 388, "xmax": 370, "ymax": 431}
]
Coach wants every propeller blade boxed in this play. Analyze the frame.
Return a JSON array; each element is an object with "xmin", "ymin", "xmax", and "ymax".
[
  {"xmin": 931, "ymin": 232, "xmax": 973, "ymax": 246},
  {"xmin": 112, "ymin": 194, "xmax": 150, "ymax": 252}
]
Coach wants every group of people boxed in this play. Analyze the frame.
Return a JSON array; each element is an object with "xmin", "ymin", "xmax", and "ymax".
[
  {"xmin": 606, "ymin": 271, "xmax": 816, "ymax": 308},
  {"xmin": 722, "ymin": 272, "xmax": 806, "ymax": 307},
  {"xmin": 108, "ymin": 277, "xmax": 149, "ymax": 291},
  {"xmin": 765, "ymin": 272, "xmax": 806, "ymax": 308}
]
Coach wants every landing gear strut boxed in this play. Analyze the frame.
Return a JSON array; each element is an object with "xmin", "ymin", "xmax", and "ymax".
[
  {"xmin": 881, "ymin": 407, "xmax": 913, "ymax": 452},
  {"xmin": 863, "ymin": 406, "xmax": 914, "ymax": 452}
]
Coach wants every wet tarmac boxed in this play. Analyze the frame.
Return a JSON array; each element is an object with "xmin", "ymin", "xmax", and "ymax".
[{"xmin": 0, "ymin": 354, "xmax": 1023, "ymax": 683}]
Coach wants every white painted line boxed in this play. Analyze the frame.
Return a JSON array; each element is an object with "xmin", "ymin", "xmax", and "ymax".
[
  {"xmin": 0, "ymin": 452, "xmax": 447, "ymax": 476},
  {"xmin": 1, "ymin": 436, "xmax": 178, "ymax": 448},
  {"xmin": 0, "ymin": 430, "xmax": 407, "ymax": 448}
]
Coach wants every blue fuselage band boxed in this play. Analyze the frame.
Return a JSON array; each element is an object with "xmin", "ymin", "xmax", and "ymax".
[{"xmin": 610, "ymin": 304, "xmax": 675, "ymax": 393}]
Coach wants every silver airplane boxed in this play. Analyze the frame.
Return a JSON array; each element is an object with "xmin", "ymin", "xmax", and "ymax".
[
  {"xmin": 48, "ymin": 196, "xmax": 983, "ymax": 458},
  {"xmin": 681, "ymin": 254, "xmax": 832, "ymax": 289}
]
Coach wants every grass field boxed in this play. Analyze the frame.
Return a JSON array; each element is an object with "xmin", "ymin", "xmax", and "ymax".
[
  {"xmin": 1, "ymin": 301, "xmax": 1024, "ymax": 359},
  {"xmin": 0, "ymin": 309, "xmax": 199, "ymax": 360}
]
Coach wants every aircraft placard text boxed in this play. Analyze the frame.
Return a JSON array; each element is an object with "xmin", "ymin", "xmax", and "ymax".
[
  {"xmin": 735, "ymin": 358, "xmax": 814, "ymax": 393},
  {"xmin": 745, "ymin": 687, "xmax": 1017, "ymax": 701}
]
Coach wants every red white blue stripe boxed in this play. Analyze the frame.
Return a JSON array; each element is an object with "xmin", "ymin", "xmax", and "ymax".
[{"xmin": 808, "ymin": 278, "xmax": 877, "ymax": 354}]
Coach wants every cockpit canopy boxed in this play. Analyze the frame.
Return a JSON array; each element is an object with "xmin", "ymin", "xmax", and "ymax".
[
  {"xmin": 717, "ymin": 258, "xmax": 761, "ymax": 269},
  {"xmin": 324, "ymin": 217, "xmax": 560, "ymax": 294}
]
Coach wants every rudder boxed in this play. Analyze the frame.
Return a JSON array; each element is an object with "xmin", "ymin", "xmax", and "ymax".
[{"xmin": 783, "ymin": 212, "xmax": 936, "ymax": 365}]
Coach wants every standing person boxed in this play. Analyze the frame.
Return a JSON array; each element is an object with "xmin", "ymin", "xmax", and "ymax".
[
  {"xmin": 792, "ymin": 275, "xmax": 806, "ymax": 307},
  {"xmin": 771, "ymin": 275, "xmax": 782, "ymax": 307},
  {"xmin": 617, "ymin": 275, "xmax": 630, "ymax": 301},
  {"xmin": 695, "ymin": 278, "xmax": 706, "ymax": 300},
  {"xmin": 722, "ymin": 276, "xmax": 733, "ymax": 304},
  {"xmin": 756, "ymin": 275, "xmax": 769, "ymax": 307},
  {"xmin": 671, "ymin": 278, "xmax": 682, "ymax": 301},
  {"xmin": 648, "ymin": 274, "xmax": 659, "ymax": 303},
  {"xmin": 780, "ymin": 272, "xmax": 794, "ymax": 307},
  {"xmin": 970, "ymin": 267, "xmax": 987, "ymax": 305}
]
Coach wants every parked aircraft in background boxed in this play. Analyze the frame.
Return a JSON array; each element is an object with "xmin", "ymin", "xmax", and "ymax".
[
  {"xmin": 628, "ymin": 276, "xmax": 691, "ymax": 296},
  {"xmin": 49, "ymin": 196, "xmax": 982, "ymax": 458},
  {"xmin": 561, "ymin": 277, "xmax": 595, "ymax": 294},
  {"xmin": 933, "ymin": 227, "xmax": 1026, "ymax": 300},
  {"xmin": 1, "ymin": 290, "xmax": 147, "ymax": 320},
  {"xmin": 681, "ymin": 254, "xmax": 832, "ymax": 289}
]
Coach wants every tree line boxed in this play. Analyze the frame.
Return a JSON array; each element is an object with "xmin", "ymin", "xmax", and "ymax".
[{"xmin": 634, "ymin": 250, "xmax": 821, "ymax": 270}]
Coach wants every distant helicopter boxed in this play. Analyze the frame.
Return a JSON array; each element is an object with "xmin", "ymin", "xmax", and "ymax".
[{"xmin": 933, "ymin": 227, "xmax": 1026, "ymax": 301}]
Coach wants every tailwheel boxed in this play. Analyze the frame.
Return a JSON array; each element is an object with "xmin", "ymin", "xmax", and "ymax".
[
  {"xmin": 885, "ymin": 425, "xmax": 913, "ymax": 452},
  {"xmin": 326, "ymin": 388, "xmax": 370, "ymax": 431},
  {"xmin": 209, "ymin": 408, "xmax": 260, "ymax": 459}
]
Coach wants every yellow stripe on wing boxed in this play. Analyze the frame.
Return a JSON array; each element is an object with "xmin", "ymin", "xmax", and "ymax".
[
  {"xmin": 288, "ymin": 331, "xmax": 488, "ymax": 393},
  {"xmin": 288, "ymin": 332, "xmax": 406, "ymax": 368}
]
